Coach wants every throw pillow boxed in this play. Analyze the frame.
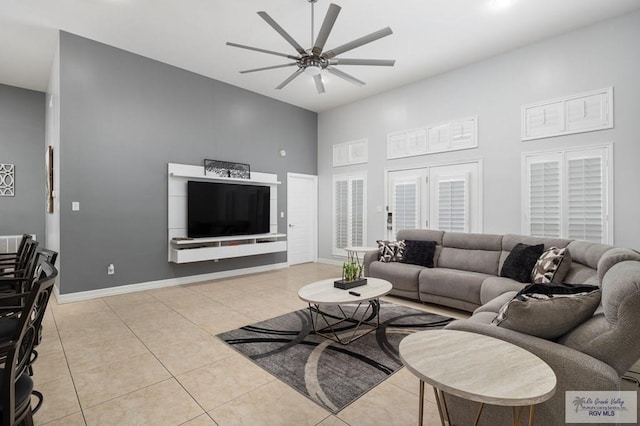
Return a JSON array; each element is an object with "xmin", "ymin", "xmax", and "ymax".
[
  {"xmin": 401, "ymin": 240, "xmax": 436, "ymax": 268},
  {"xmin": 500, "ymin": 243, "xmax": 545, "ymax": 283},
  {"xmin": 493, "ymin": 283, "xmax": 601, "ymax": 340},
  {"xmin": 376, "ymin": 240, "xmax": 405, "ymax": 263},
  {"xmin": 531, "ymin": 247, "xmax": 572, "ymax": 284}
]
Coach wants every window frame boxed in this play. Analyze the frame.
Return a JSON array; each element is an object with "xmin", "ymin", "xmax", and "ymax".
[{"xmin": 332, "ymin": 172, "xmax": 367, "ymax": 256}]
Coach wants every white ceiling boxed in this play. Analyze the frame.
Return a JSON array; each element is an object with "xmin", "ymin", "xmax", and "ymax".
[{"xmin": 1, "ymin": 0, "xmax": 639, "ymax": 112}]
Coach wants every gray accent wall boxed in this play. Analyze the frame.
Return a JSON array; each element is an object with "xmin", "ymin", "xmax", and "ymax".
[
  {"xmin": 317, "ymin": 11, "xmax": 640, "ymax": 259},
  {"xmin": 58, "ymin": 32, "xmax": 317, "ymax": 294},
  {"xmin": 0, "ymin": 84, "xmax": 45, "ymax": 241}
]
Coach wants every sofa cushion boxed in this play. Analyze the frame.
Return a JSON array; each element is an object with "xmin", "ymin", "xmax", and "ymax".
[
  {"xmin": 369, "ymin": 260, "xmax": 422, "ymax": 295},
  {"xmin": 437, "ymin": 232, "xmax": 502, "ymax": 275},
  {"xmin": 531, "ymin": 247, "xmax": 572, "ymax": 284},
  {"xmin": 401, "ymin": 240, "xmax": 436, "ymax": 268},
  {"xmin": 419, "ymin": 268, "xmax": 488, "ymax": 305},
  {"xmin": 566, "ymin": 240, "xmax": 614, "ymax": 270},
  {"xmin": 480, "ymin": 276, "xmax": 526, "ymax": 305},
  {"xmin": 474, "ymin": 291, "xmax": 517, "ymax": 315},
  {"xmin": 596, "ymin": 248, "xmax": 640, "ymax": 283},
  {"xmin": 493, "ymin": 283, "xmax": 601, "ymax": 340},
  {"xmin": 376, "ymin": 240, "xmax": 405, "ymax": 262},
  {"xmin": 397, "ymin": 229, "xmax": 444, "ymax": 245},
  {"xmin": 500, "ymin": 243, "xmax": 545, "ymax": 283}
]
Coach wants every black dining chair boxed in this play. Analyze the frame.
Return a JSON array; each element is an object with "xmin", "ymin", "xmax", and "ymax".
[
  {"xmin": 0, "ymin": 240, "xmax": 40, "ymax": 314},
  {"xmin": 0, "ymin": 261, "xmax": 57, "ymax": 425},
  {"xmin": 0, "ymin": 234, "xmax": 32, "ymax": 265}
]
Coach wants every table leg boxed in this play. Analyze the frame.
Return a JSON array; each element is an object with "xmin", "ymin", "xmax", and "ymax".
[
  {"xmin": 473, "ymin": 402, "xmax": 485, "ymax": 426},
  {"xmin": 513, "ymin": 406, "xmax": 524, "ymax": 426},
  {"xmin": 418, "ymin": 380, "xmax": 424, "ymax": 426},
  {"xmin": 433, "ymin": 387, "xmax": 451, "ymax": 426},
  {"xmin": 528, "ymin": 405, "xmax": 536, "ymax": 426},
  {"xmin": 433, "ymin": 387, "xmax": 446, "ymax": 426}
]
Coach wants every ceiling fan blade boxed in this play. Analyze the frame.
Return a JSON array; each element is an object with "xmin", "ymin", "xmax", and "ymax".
[
  {"xmin": 240, "ymin": 63, "xmax": 299, "ymax": 74},
  {"xmin": 311, "ymin": 3, "xmax": 341, "ymax": 56},
  {"xmin": 276, "ymin": 68, "xmax": 305, "ymax": 90},
  {"xmin": 313, "ymin": 73, "xmax": 325, "ymax": 94},
  {"xmin": 323, "ymin": 27, "xmax": 393, "ymax": 59},
  {"xmin": 326, "ymin": 67, "xmax": 365, "ymax": 86},
  {"xmin": 226, "ymin": 42, "xmax": 299, "ymax": 60},
  {"xmin": 329, "ymin": 58, "xmax": 395, "ymax": 66},
  {"xmin": 257, "ymin": 11, "xmax": 307, "ymax": 55}
]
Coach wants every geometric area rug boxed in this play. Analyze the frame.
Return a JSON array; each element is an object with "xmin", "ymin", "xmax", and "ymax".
[{"xmin": 216, "ymin": 303, "xmax": 453, "ymax": 413}]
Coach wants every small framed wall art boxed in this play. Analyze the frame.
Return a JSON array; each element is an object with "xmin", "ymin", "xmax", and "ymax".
[
  {"xmin": 204, "ymin": 159, "xmax": 250, "ymax": 179},
  {"xmin": 0, "ymin": 163, "xmax": 15, "ymax": 197}
]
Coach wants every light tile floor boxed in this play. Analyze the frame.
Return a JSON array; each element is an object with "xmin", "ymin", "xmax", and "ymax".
[{"xmin": 34, "ymin": 263, "xmax": 469, "ymax": 426}]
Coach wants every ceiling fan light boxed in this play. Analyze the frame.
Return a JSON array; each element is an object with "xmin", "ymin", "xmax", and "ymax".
[{"xmin": 304, "ymin": 65, "xmax": 322, "ymax": 76}]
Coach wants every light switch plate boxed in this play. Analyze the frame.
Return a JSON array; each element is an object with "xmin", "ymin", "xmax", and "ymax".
[{"xmin": 72, "ymin": 202, "xmax": 80, "ymax": 211}]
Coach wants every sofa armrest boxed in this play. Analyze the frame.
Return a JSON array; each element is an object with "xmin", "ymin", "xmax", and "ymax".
[
  {"xmin": 363, "ymin": 250, "xmax": 379, "ymax": 276},
  {"xmin": 446, "ymin": 319, "xmax": 620, "ymax": 388}
]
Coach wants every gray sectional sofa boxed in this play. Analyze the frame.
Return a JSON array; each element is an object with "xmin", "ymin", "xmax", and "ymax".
[{"xmin": 363, "ymin": 229, "xmax": 640, "ymax": 425}]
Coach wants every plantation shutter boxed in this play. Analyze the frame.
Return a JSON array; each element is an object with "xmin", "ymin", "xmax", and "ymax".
[
  {"xmin": 528, "ymin": 158, "xmax": 561, "ymax": 237},
  {"xmin": 523, "ymin": 146, "xmax": 611, "ymax": 243},
  {"xmin": 393, "ymin": 180, "xmax": 419, "ymax": 232},
  {"xmin": 450, "ymin": 119, "xmax": 475, "ymax": 149},
  {"xmin": 566, "ymin": 155, "xmax": 605, "ymax": 243},
  {"xmin": 437, "ymin": 176, "xmax": 468, "ymax": 232},
  {"xmin": 333, "ymin": 174, "xmax": 367, "ymax": 255},
  {"xmin": 524, "ymin": 102, "xmax": 564, "ymax": 139},
  {"xmin": 565, "ymin": 92, "xmax": 611, "ymax": 133},
  {"xmin": 334, "ymin": 178, "xmax": 349, "ymax": 250},
  {"xmin": 351, "ymin": 178, "xmax": 365, "ymax": 246}
]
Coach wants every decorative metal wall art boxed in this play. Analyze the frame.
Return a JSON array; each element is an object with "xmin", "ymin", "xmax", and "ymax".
[{"xmin": 0, "ymin": 163, "xmax": 15, "ymax": 197}]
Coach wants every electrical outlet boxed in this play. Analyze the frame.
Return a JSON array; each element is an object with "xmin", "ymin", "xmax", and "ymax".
[{"xmin": 107, "ymin": 264, "xmax": 115, "ymax": 275}]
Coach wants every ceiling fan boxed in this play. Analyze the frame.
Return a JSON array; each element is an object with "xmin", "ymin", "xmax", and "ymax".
[{"xmin": 226, "ymin": 0, "xmax": 395, "ymax": 94}]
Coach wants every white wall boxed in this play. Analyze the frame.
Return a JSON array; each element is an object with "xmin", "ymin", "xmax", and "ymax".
[{"xmin": 317, "ymin": 11, "xmax": 640, "ymax": 259}]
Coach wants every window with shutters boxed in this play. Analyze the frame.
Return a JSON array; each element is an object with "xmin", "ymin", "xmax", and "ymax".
[
  {"xmin": 522, "ymin": 87, "xmax": 613, "ymax": 141},
  {"xmin": 387, "ymin": 116, "xmax": 478, "ymax": 159},
  {"xmin": 522, "ymin": 144, "xmax": 612, "ymax": 243},
  {"xmin": 333, "ymin": 173, "xmax": 367, "ymax": 255}
]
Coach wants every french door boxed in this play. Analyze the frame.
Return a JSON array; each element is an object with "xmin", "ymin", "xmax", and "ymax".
[{"xmin": 386, "ymin": 161, "xmax": 481, "ymax": 239}]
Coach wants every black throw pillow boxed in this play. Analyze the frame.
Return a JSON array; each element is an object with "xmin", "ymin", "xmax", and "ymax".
[
  {"xmin": 401, "ymin": 240, "xmax": 436, "ymax": 268},
  {"xmin": 500, "ymin": 243, "xmax": 545, "ymax": 283}
]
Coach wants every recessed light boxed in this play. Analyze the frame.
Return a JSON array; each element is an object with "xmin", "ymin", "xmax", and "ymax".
[{"xmin": 490, "ymin": 0, "xmax": 512, "ymax": 10}]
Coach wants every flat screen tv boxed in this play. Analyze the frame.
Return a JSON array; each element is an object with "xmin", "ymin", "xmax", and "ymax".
[{"xmin": 187, "ymin": 180, "xmax": 270, "ymax": 238}]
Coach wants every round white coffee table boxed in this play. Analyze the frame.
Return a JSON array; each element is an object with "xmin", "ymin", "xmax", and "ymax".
[
  {"xmin": 399, "ymin": 329, "xmax": 557, "ymax": 426},
  {"xmin": 298, "ymin": 278, "xmax": 392, "ymax": 345}
]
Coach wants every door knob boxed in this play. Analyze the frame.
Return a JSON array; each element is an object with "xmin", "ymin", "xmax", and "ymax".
[{"xmin": 289, "ymin": 224, "xmax": 295, "ymax": 227}]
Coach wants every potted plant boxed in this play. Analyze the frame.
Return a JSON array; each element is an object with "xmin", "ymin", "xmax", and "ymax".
[{"xmin": 334, "ymin": 260, "xmax": 367, "ymax": 289}]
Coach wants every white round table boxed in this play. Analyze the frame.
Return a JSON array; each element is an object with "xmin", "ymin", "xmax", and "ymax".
[
  {"xmin": 298, "ymin": 278, "xmax": 392, "ymax": 345},
  {"xmin": 399, "ymin": 329, "xmax": 557, "ymax": 425}
]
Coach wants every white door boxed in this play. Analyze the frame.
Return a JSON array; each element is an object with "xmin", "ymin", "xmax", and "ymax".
[
  {"xmin": 287, "ymin": 173, "xmax": 318, "ymax": 265},
  {"xmin": 386, "ymin": 168, "xmax": 428, "ymax": 239}
]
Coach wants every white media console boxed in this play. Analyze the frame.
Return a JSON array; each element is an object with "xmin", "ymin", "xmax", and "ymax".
[{"xmin": 167, "ymin": 163, "xmax": 286, "ymax": 263}]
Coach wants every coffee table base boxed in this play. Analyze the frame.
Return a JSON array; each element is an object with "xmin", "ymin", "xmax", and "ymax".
[{"xmin": 307, "ymin": 300, "xmax": 381, "ymax": 345}]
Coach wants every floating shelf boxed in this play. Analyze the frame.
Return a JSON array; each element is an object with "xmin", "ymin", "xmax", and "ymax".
[
  {"xmin": 169, "ymin": 234, "xmax": 287, "ymax": 264},
  {"xmin": 169, "ymin": 163, "xmax": 281, "ymax": 185}
]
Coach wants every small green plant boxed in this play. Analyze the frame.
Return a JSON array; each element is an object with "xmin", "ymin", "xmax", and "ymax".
[{"xmin": 342, "ymin": 261, "xmax": 363, "ymax": 282}]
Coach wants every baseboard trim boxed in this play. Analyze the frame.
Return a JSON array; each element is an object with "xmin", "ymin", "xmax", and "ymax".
[
  {"xmin": 317, "ymin": 258, "xmax": 343, "ymax": 266},
  {"xmin": 55, "ymin": 262, "xmax": 289, "ymax": 304}
]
